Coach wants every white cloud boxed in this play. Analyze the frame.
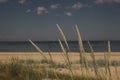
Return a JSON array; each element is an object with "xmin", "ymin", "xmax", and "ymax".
[
  {"xmin": 50, "ymin": 4, "xmax": 60, "ymax": 9},
  {"xmin": 26, "ymin": 9, "xmax": 31, "ymax": 13},
  {"xmin": 72, "ymin": 2, "xmax": 82, "ymax": 9},
  {"xmin": 36, "ymin": 6, "xmax": 48, "ymax": 15},
  {"xmin": 0, "ymin": 0, "xmax": 8, "ymax": 3},
  {"xmin": 18, "ymin": 0, "xmax": 26, "ymax": 4},
  {"xmin": 65, "ymin": 12, "xmax": 72, "ymax": 16},
  {"xmin": 95, "ymin": 0, "xmax": 120, "ymax": 4}
]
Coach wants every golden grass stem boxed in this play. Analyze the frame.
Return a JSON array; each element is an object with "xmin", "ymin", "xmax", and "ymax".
[
  {"xmin": 58, "ymin": 39, "xmax": 68, "ymax": 63},
  {"xmin": 29, "ymin": 39, "xmax": 48, "ymax": 61},
  {"xmin": 57, "ymin": 24, "xmax": 74, "ymax": 80},
  {"xmin": 88, "ymin": 41, "xmax": 100, "ymax": 79},
  {"xmin": 58, "ymin": 39, "xmax": 74, "ymax": 80},
  {"xmin": 75, "ymin": 25, "xmax": 89, "ymax": 76},
  {"xmin": 58, "ymin": 40, "xmax": 72, "ymax": 67},
  {"xmin": 75, "ymin": 25, "xmax": 85, "ymax": 53},
  {"xmin": 107, "ymin": 40, "xmax": 112, "ymax": 80},
  {"xmin": 56, "ymin": 24, "xmax": 70, "ymax": 51}
]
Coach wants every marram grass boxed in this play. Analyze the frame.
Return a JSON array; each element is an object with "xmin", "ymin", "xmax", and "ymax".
[
  {"xmin": 0, "ymin": 24, "xmax": 120, "ymax": 80},
  {"xmin": 57, "ymin": 24, "xmax": 70, "ymax": 51},
  {"xmin": 59, "ymin": 38, "xmax": 74, "ymax": 80},
  {"xmin": 75, "ymin": 25, "xmax": 89, "ymax": 77},
  {"xmin": 29, "ymin": 39, "xmax": 48, "ymax": 61}
]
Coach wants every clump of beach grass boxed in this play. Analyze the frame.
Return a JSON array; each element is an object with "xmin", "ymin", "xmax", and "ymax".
[
  {"xmin": 28, "ymin": 24, "xmax": 120, "ymax": 80},
  {"xmin": 0, "ymin": 58, "xmax": 43, "ymax": 80},
  {"xmin": 0, "ymin": 24, "xmax": 119, "ymax": 80},
  {"xmin": 27, "ymin": 24, "xmax": 101, "ymax": 80}
]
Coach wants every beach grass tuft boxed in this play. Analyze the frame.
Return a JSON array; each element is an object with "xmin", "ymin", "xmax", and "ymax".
[{"xmin": 0, "ymin": 24, "xmax": 120, "ymax": 80}]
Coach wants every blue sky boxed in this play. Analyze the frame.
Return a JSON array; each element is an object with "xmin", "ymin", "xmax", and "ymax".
[{"xmin": 0, "ymin": 0, "xmax": 120, "ymax": 41}]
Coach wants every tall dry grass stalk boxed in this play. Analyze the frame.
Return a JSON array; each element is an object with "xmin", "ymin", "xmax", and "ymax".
[
  {"xmin": 57, "ymin": 24, "xmax": 71, "ymax": 65},
  {"xmin": 107, "ymin": 41, "xmax": 112, "ymax": 79},
  {"xmin": 57, "ymin": 24, "xmax": 72, "ymax": 68},
  {"xmin": 29, "ymin": 39, "xmax": 59, "ymax": 79},
  {"xmin": 28, "ymin": 25, "xmax": 120, "ymax": 80},
  {"xmin": 59, "ymin": 39, "xmax": 74, "ymax": 80},
  {"xmin": 29, "ymin": 39, "xmax": 49, "ymax": 78},
  {"xmin": 56, "ymin": 24, "xmax": 70, "ymax": 51},
  {"xmin": 75, "ymin": 25, "xmax": 89, "ymax": 76},
  {"xmin": 88, "ymin": 41, "xmax": 100, "ymax": 79},
  {"xmin": 58, "ymin": 39, "xmax": 70, "ymax": 64},
  {"xmin": 104, "ymin": 41, "xmax": 112, "ymax": 80},
  {"xmin": 29, "ymin": 39, "xmax": 47, "ymax": 61},
  {"xmin": 57, "ymin": 25, "xmax": 74, "ymax": 80}
]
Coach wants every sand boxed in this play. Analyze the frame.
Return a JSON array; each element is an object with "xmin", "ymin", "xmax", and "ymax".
[
  {"xmin": 0, "ymin": 52, "xmax": 120, "ymax": 63},
  {"xmin": 0, "ymin": 52, "xmax": 120, "ymax": 80}
]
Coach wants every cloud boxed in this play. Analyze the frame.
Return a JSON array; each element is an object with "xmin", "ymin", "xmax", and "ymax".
[
  {"xmin": 26, "ymin": 9, "xmax": 31, "ymax": 13},
  {"xmin": 36, "ymin": 6, "xmax": 48, "ymax": 15},
  {"xmin": 94, "ymin": 0, "xmax": 120, "ymax": 4},
  {"xmin": 0, "ymin": 0, "xmax": 8, "ymax": 3},
  {"xmin": 72, "ymin": 2, "xmax": 82, "ymax": 9},
  {"xmin": 18, "ymin": 0, "xmax": 26, "ymax": 4},
  {"xmin": 65, "ymin": 12, "xmax": 72, "ymax": 16},
  {"xmin": 50, "ymin": 4, "xmax": 60, "ymax": 9}
]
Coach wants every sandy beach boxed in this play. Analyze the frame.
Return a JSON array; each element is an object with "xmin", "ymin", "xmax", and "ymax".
[
  {"xmin": 0, "ymin": 52, "xmax": 120, "ymax": 80},
  {"xmin": 0, "ymin": 52, "xmax": 120, "ymax": 63}
]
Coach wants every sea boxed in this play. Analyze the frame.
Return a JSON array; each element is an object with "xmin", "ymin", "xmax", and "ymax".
[{"xmin": 0, "ymin": 41, "xmax": 120, "ymax": 52}]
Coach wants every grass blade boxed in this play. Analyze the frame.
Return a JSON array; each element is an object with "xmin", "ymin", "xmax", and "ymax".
[
  {"xmin": 75, "ymin": 25, "xmax": 89, "ymax": 76},
  {"xmin": 75, "ymin": 25, "xmax": 85, "ymax": 53},
  {"xmin": 88, "ymin": 41, "xmax": 99, "ymax": 78},
  {"xmin": 58, "ymin": 39, "xmax": 72, "ymax": 69},
  {"xmin": 57, "ymin": 24, "xmax": 70, "ymax": 51},
  {"xmin": 29, "ymin": 39, "xmax": 47, "ymax": 61},
  {"xmin": 58, "ymin": 39, "xmax": 74, "ymax": 80},
  {"xmin": 107, "ymin": 40, "xmax": 112, "ymax": 79}
]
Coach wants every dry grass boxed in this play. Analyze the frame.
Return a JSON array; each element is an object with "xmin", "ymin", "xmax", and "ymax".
[
  {"xmin": 0, "ymin": 52, "xmax": 120, "ymax": 79},
  {"xmin": 0, "ymin": 25, "xmax": 120, "ymax": 80}
]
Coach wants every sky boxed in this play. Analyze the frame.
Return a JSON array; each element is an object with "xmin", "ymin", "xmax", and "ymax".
[{"xmin": 0, "ymin": 0, "xmax": 120, "ymax": 41}]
